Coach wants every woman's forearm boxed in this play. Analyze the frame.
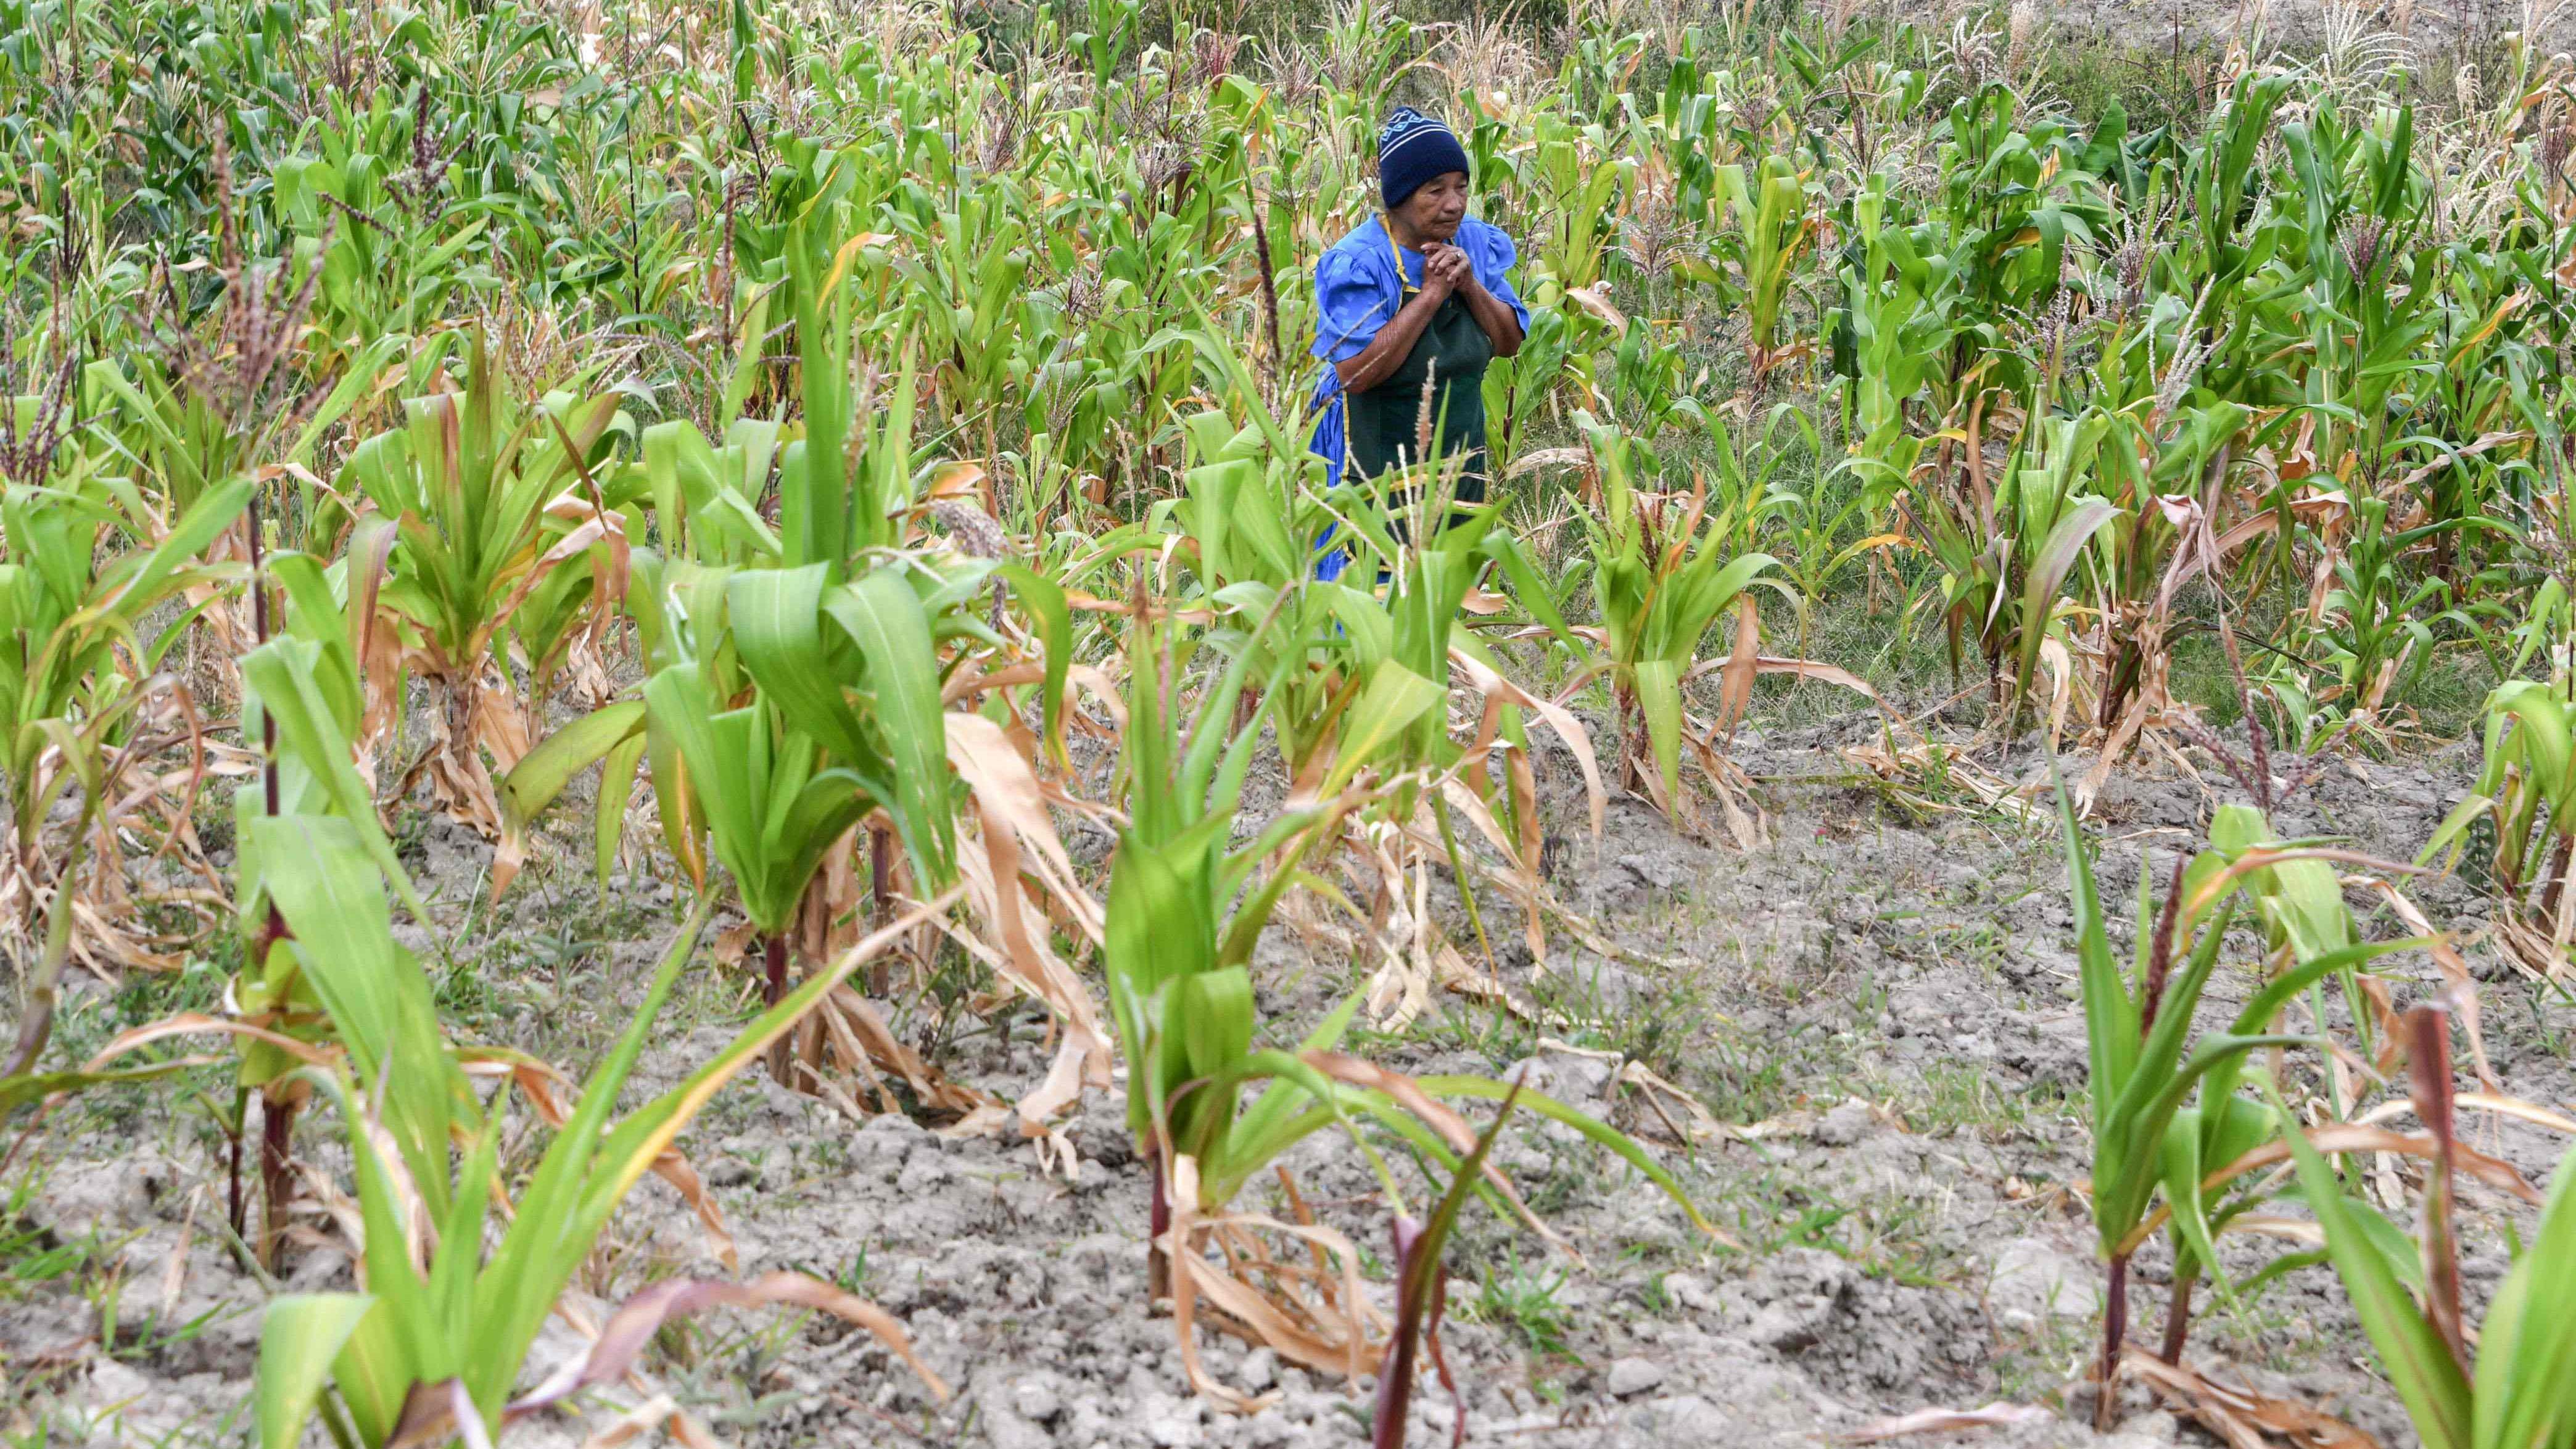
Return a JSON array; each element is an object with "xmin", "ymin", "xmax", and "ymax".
[{"xmin": 1334, "ymin": 287, "xmax": 1445, "ymax": 393}]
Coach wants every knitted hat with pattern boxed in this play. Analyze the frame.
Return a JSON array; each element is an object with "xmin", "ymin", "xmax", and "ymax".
[{"xmin": 1377, "ymin": 107, "xmax": 1471, "ymax": 210}]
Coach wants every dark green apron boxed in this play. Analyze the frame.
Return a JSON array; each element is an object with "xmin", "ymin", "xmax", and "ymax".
[{"xmin": 1345, "ymin": 287, "xmax": 1493, "ymax": 519}]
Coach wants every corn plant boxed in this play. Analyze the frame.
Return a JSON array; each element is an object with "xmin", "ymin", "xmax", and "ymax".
[
  {"xmin": 229, "ymin": 544, "xmax": 438, "ymax": 1263},
  {"xmin": 337, "ymin": 339, "xmax": 628, "ymax": 836},
  {"xmin": 2058, "ymin": 783, "xmax": 2415, "ymax": 1425},
  {"xmin": 270, "ymin": 87, "xmax": 489, "ymax": 369},
  {"xmin": 0, "ymin": 469, "xmax": 249, "ymax": 968},
  {"xmin": 1830, "ymin": 170, "xmax": 1949, "ymax": 512},
  {"xmin": 642, "ymin": 658, "xmax": 883, "ymax": 1015},
  {"xmin": 630, "ymin": 415, "xmax": 784, "ymax": 568},
  {"xmin": 2424, "ymin": 679, "xmax": 2576, "ymax": 981},
  {"xmin": 1108, "ymin": 613, "xmax": 1707, "ymax": 1393},
  {"xmin": 86, "ymin": 341, "xmax": 400, "ymax": 533},
  {"xmin": 1107, "ymin": 614, "xmax": 1364, "ymax": 1203},
  {"xmin": 2273, "ymin": 1004, "xmax": 2576, "ymax": 1449},
  {"xmin": 2297, "ymin": 497, "xmax": 2487, "ymax": 729},
  {"xmin": 1563, "ymin": 413, "xmax": 1779, "ymax": 817},
  {"xmin": 1905, "ymin": 407, "xmax": 2122, "ymax": 730},
  {"xmin": 248, "ymin": 817, "xmax": 949, "ymax": 1448},
  {"xmin": 521, "ymin": 547, "xmax": 1063, "ymax": 1092},
  {"xmin": 1522, "ymin": 114, "xmax": 1626, "ymax": 292},
  {"xmin": 1715, "ymin": 154, "xmax": 1814, "ymax": 379}
]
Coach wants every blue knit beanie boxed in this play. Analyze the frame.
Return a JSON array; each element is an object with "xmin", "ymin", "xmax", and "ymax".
[{"xmin": 1377, "ymin": 107, "xmax": 1470, "ymax": 210}]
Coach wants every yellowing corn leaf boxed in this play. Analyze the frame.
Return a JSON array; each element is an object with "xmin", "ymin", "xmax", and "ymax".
[{"xmin": 506, "ymin": 1271, "xmax": 949, "ymax": 1420}]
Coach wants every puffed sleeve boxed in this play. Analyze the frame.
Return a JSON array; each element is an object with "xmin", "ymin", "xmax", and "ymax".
[
  {"xmin": 1465, "ymin": 220, "xmax": 1531, "ymax": 334},
  {"xmin": 1312, "ymin": 246, "xmax": 1398, "ymax": 362}
]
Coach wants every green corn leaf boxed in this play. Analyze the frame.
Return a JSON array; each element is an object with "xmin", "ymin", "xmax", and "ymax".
[
  {"xmin": 256, "ymin": 1294, "xmax": 376, "ymax": 1449},
  {"xmin": 1479, "ymin": 531, "xmax": 1582, "ymax": 648},
  {"xmin": 99, "ymin": 477, "xmax": 254, "ymax": 621},
  {"xmin": 334, "ymin": 1100, "xmax": 448, "ymax": 1445},
  {"xmin": 1, "ymin": 1060, "xmax": 204, "ymax": 1119},
  {"xmin": 499, "ymin": 701, "xmax": 647, "ymax": 833},
  {"xmin": 424, "ymin": 1121, "xmax": 502, "ymax": 1353},
  {"xmin": 2099, "ymin": 1033, "xmax": 2307, "ymax": 1241},
  {"xmin": 823, "ymin": 568, "xmax": 957, "ymax": 885},
  {"xmin": 642, "ymin": 664, "xmax": 762, "ymax": 886},
  {"xmin": 2269, "ymin": 1083, "xmax": 2473, "ymax": 1449},
  {"xmin": 1417, "ymin": 1075, "xmax": 1719, "ymax": 1239},
  {"xmin": 2472, "ymin": 1155, "xmax": 2576, "ymax": 1449},
  {"xmin": 2055, "ymin": 773, "xmax": 2138, "ymax": 1132},
  {"xmin": 478, "ymin": 903, "xmax": 711, "ymax": 1414},
  {"xmin": 2097, "ymin": 916, "xmax": 2232, "ymax": 1208},
  {"xmin": 1319, "ymin": 661, "xmax": 1440, "ymax": 798},
  {"xmin": 730, "ymin": 565, "xmax": 875, "ymax": 766},
  {"xmin": 2012, "ymin": 498, "xmax": 2118, "ymax": 724},
  {"xmin": 2487, "ymin": 683, "xmax": 2576, "ymax": 817},
  {"xmin": 239, "ymin": 642, "xmax": 431, "ymax": 923},
  {"xmin": 2416, "ymin": 795, "xmax": 2495, "ymax": 871},
  {"xmin": 251, "ymin": 815, "xmax": 465, "ymax": 1216},
  {"xmin": 1633, "ymin": 657, "xmax": 1687, "ymax": 812},
  {"xmin": 994, "ymin": 561, "xmax": 1071, "ymax": 760},
  {"xmin": 595, "ymin": 729, "xmax": 650, "ymax": 884}
]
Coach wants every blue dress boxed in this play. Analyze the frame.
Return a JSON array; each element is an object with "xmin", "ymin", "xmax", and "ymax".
[{"xmin": 1306, "ymin": 216, "xmax": 1530, "ymax": 579}]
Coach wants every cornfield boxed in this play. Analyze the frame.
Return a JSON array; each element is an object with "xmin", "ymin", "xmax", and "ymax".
[{"xmin": 4, "ymin": 0, "xmax": 2576, "ymax": 1444}]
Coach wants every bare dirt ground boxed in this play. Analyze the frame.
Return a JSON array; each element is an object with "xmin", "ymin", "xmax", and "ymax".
[{"xmin": 7, "ymin": 677, "xmax": 2570, "ymax": 1448}]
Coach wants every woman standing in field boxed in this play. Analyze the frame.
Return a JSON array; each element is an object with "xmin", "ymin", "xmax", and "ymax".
[{"xmin": 1308, "ymin": 107, "xmax": 1528, "ymax": 568}]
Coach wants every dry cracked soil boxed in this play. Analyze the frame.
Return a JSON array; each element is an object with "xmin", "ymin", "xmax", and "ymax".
[{"xmin": 6, "ymin": 695, "xmax": 2573, "ymax": 1449}]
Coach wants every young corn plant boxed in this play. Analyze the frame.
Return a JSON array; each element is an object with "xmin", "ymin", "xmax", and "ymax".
[
  {"xmin": 642, "ymin": 653, "xmax": 891, "ymax": 1036},
  {"xmin": 2273, "ymin": 1004, "xmax": 2576, "ymax": 1449},
  {"xmin": 1558, "ymin": 413, "xmax": 1817, "ymax": 833},
  {"xmin": 2059, "ymin": 785, "xmax": 2416, "ymax": 1425},
  {"xmin": 1171, "ymin": 335, "xmax": 1593, "ymax": 975},
  {"xmin": 1161, "ymin": 400, "xmax": 1349, "ymax": 780},
  {"xmin": 492, "ymin": 558, "xmax": 891, "ymax": 1091},
  {"xmin": 1908, "ymin": 407, "xmax": 2123, "ymax": 733},
  {"xmin": 226, "ymin": 542, "xmax": 439, "ymax": 1263},
  {"xmin": 246, "ymin": 817, "xmax": 952, "ymax": 1449},
  {"xmin": 2300, "ymin": 497, "xmax": 2484, "ymax": 730},
  {"xmin": 632, "ymin": 565, "xmax": 966, "ymax": 1089},
  {"xmin": 2425, "ymin": 678, "xmax": 2576, "ymax": 983},
  {"xmin": 336, "ymin": 338, "xmax": 628, "ymax": 838},
  {"xmin": 1108, "ymin": 614, "xmax": 1709, "ymax": 1402},
  {"xmin": 1715, "ymin": 153, "xmax": 1815, "ymax": 381}
]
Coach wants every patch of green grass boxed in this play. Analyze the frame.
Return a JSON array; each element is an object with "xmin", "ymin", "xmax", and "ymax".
[
  {"xmin": 1687, "ymin": 1018, "xmax": 1855, "ymax": 1125},
  {"xmin": 1462, "ymin": 1245, "xmax": 1578, "ymax": 1361},
  {"xmin": 1910, "ymin": 1060, "xmax": 2036, "ymax": 1142},
  {"xmin": 1724, "ymin": 1168, "xmax": 1962, "ymax": 1289}
]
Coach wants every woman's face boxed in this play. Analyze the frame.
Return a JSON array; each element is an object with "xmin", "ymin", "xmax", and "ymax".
[{"xmin": 1392, "ymin": 170, "xmax": 1470, "ymax": 244}]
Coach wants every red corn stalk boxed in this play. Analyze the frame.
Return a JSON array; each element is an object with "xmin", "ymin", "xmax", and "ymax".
[
  {"xmin": 2404, "ymin": 1002, "xmax": 2469, "ymax": 1376},
  {"xmin": 2103, "ymin": 852, "xmax": 2186, "ymax": 1424},
  {"xmin": 2097, "ymin": 1255, "xmax": 2130, "ymax": 1431},
  {"xmin": 1373, "ymin": 1084, "xmax": 1520, "ymax": 1449},
  {"xmin": 1147, "ymin": 1148, "xmax": 1173, "ymax": 1303},
  {"xmin": 762, "ymin": 932, "xmax": 792, "ymax": 1086},
  {"xmin": 246, "ymin": 484, "xmax": 297, "ymax": 1268}
]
